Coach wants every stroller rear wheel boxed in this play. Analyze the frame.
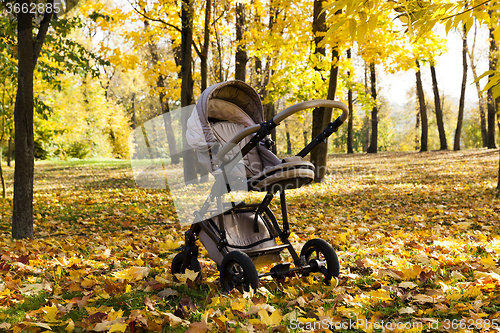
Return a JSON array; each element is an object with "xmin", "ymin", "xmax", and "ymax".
[
  {"xmin": 220, "ymin": 251, "xmax": 259, "ymax": 292},
  {"xmin": 300, "ymin": 239, "xmax": 339, "ymax": 285},
  {"xmin": 171, "ymin": 252, "xmax": 202, "ymax": 279}
]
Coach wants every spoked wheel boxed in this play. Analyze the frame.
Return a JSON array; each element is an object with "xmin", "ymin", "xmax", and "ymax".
[
  {"xmin": 171, "ymin": 252, "xmax": 202, "ymax": 279},
  {"xmin": 220, "ymin": 251, "xmax": 259, "ymax": 292},
  {"xmin": 300, "ymin": 239, "xmax": 339, "ymax": 285}
]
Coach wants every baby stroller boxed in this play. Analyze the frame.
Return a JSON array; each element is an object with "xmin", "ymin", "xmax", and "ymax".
[{"xmin": 171, "ymin": 80, "xmax": 348, "ymax": 291}]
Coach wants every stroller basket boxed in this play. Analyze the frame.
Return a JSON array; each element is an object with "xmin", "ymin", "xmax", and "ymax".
[{"xmin": 199, "ymin": 208, "xmax": 280, "ymax": 269}]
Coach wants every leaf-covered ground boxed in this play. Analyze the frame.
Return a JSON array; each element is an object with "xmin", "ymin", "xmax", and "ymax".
[{"xmin": 1, "ymin": 150, "xmax": 500, "ymax": 332}]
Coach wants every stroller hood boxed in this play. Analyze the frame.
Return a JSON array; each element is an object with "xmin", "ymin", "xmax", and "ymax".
[
  {"xmin": 192, "ymin": 80, "xmax": 264, "ymax": 148},
  {"xmin": 187, "ymin": 80, "xmax": 265, "ymax": 174}
]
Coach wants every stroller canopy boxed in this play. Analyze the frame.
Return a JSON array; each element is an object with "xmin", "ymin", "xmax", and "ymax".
[
  {"xmin": 197, "ymin": 80, "xmax": 264, "ymax": 127},
  {"xmin": 188, "ymin": 81, "xmax": 264, "ymax": 152},
  {"xmin": 187, "ymin": 80, "xmax": 271, "ymax": 176}
]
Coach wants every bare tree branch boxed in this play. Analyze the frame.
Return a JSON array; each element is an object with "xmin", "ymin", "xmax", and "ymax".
[
  {"xmin": 441, "ymin": 0, "xmax": 492, "ymax": 21},
  {"xmin": 33, "ymin": 0, "xmax": 54, "ymax": 63},
  {"xmin": 127, "ymin": 0, "xmax": 182, "ymax": 34}
]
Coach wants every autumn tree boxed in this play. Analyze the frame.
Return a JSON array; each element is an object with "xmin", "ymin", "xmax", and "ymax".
[
  {"xmin": 2, "ymin": 0, "xmax": 112, "ymax": 238},
  {"xmin": 235, "ymin": 3, "xmax": 247, "ymax": 82},
  {"xmin": 346, "ymin": 48, "xmax": 354, "ymax": 154},
  {"xmin": 12, "ymin": 0, "xmax": 56, "ymax": 239},
  {"xmin": 430, "ymin": 63, "xmax": 447, "ymax": 150},
  {"xmin": 366, "ymin": 62, "xmax": 378, "ymax": 153},
  {"xmin": 454, "ymin": 24, "xmax": 468, "ymax": 151},
  {"xmin": 487, "ymin": 10, "xmax": 498, "ymax": 149},
  {"xmin": 466, "ymin": 21, "xmax": 488, "ymax": 147},
  {"xmin": 414, "ymin": 60, "xmax": 428, "ymax": 152}
]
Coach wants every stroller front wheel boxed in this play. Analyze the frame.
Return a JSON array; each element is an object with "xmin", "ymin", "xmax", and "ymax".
[
  {"xmin": 171, "ymin": 252, "xmax": 202, "ymax": 279},
  {"xmin": 300, "ymin": 239, "xmax": 339, "ymax": 285},
  {"xmin": 220, "ymin": 251, "xmax": 259, "ymax": 293}
]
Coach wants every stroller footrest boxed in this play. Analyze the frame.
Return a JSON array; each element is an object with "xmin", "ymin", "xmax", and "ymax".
[{"xmin": 244, "ymin": 244, "xmax": 289, "ymax": 257}]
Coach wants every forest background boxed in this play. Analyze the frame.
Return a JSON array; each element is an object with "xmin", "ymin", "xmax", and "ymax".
[
  {"xmin": 1, "ymin": 0, "xmax": 499, "ymax": 168},
  {"xmin": 1, "ymin": 0, "xmax": 500, "ymax": 240}
]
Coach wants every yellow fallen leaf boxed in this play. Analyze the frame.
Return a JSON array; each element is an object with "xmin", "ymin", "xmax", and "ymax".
[
  {"xmin": 32, "ymin": 322, "xmax": 53, "ymax": 330},
  {"xmin": 94, "ymin": 318, "xmax": 126, "ymax": 332},
  {"xmin": 258, "ymin": 308, "xmax": 282, "ymax": 326},
  {"xmin": 208, "ymin": 297, "xmax": 220, "ymax": 307},
  {"xmin": 65, "ymin": 319, "xmax": 74, "ymax": 333},
  {"xmin": 109, "ymin": 323, "xmax": 128, "ymax": 333},
  {"xmin": 174, "ymin": 269, "xmax": 199, "ymax": 282},
  {"xmin": 81, "ymin": 278, "xmax": 96, "ymax": 288},
  {"xmin": 446, "ymin": 293, "xmax": 462, "ymax": 301},
  {"xmin": 217, "ymin": 315, "xmax": 229, "ymax": 323},
  {"xmin": 159, "ymin": 239, "xmax": 180, "ymax": 251},
  {"xmin": 42, "ymin": 305, "xmax": 58, "ymax": 322},
  {"xmin": 480, "ymin": 256, "xmax": 496, "ymax": 269},
  {"xmin": 400, "ymin": 265, "xmax": 422, "ymax": 280},
  {"xmin": 456, "ymin": 221, "xmax": 472, "ymax": 230},
  {"xmin": 113, "ymin": 266, "xmax": 150, "ymax": 281},
  {"xmin": 108, "ymin": 310, "xmax": 125, "ymax": 321},
  {"xmin": 368, "ymin": 289, "xmax": 392, "ymax": 301},
  {"xmin": 230, "ymin": 301, "xmax": 247, "ymax": 312},
  {"xmin": 464, "ymin": 286, "xmax": 482, "ymax": 298}
]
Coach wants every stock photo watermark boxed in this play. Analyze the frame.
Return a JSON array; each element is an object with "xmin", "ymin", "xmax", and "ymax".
[{"xmin": 289, "ymin": 318, "xmax": 500, "ymax": 331}]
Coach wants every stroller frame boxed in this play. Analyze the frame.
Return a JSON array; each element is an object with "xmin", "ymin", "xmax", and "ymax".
[{"xmin": 174, "ymin": 96, "xmax": 349, "ymax": 291}]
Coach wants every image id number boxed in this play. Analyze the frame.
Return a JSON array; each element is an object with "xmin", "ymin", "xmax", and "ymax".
[
  {"xmin": 6, "ymin": 2, "xmax": 61, "ymax": 14},
  {"xmin": 443, "ymin": 318, "xmax": 499, "ymax": 330}
]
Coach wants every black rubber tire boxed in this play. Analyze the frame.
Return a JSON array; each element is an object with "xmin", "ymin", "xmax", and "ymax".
[
  {"xmin": 171, "ymin": 252, "xmax": 201, "ymax": 278},
  {"xmin": 300, "ymin": 238, "xmax": 339, "ymax": 285},
  {"xmin": 220, "ymin": 251, "xmax": 259, "ymax": 292}
]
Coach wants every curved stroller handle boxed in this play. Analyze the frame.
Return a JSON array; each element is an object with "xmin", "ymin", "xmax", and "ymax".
[
  {"xmin": 273, "ymin": 100, "xmax": 349, "ymax": 125},
  {"xmin": 216, "ymin": 99, "xmax": 349, "ymax": 162}
]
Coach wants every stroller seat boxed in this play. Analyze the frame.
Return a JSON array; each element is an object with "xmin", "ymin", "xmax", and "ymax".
[
  {"xmin": 247, "ymin": 156, "xmax": 315, "ymax": 192},
  {"xmin": 201, "ymin": 99, "xmax": 315, "ymax": 192}
]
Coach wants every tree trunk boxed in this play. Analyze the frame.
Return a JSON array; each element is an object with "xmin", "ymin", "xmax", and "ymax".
[
  {"xmin": 13, "ymin": 3, "xmax": 35, "ymax": 239},
  {"xmin": 467, "ymin": 22, "xmax": 488, "ymax": 147},
  {"xmin": 367, "ymin": 63, "xmax": 378, "ymax": 154},
  {"xmin": 257, "ymin": 4, "xmax": 277, "ymax": 154},
  {"xmin": 263, "ymin": 103, "xmax": 277, "ymax": 154},
  {"xmin": 363, "ymin": 63, "xmax": 370, "ymax": 152},
  {"xmin": 235, "ymin": 3, "xmax": 247, "ymax": 82},
  {"xmin": 7, "ymin": 135, "xmax": 12, "ymax": 167},
  {"xmin": 200, "ymin": 0, "xmax": 211, "ymax": 92},
  {"xmin": 415, "ymin": 105, "xmax": 420, "ymax": 150},
  {"xmin": 285, "ymin": 121, "xmax": 292, "ymax": 154},
  {"xmin": 160, "ymin": 98, "xmax": 180, "ymax": 164},
  {"xmin": 454, "ymin": 24, "xmax": 468, "ymax": 151},
  {"xmin": 0, "ymin": 148, "xmax": 5, "ymax": 198},
  {"xmin": 131, "ymin": 92, "xmax": 136, "ymax": 126},
  {"xmin": 347, "ymin": 49, "xmax": 354, "ymax": 154},
  {"xmin": 498, "ymin": 148, "xmax": 500, "ymax": 190},
  {"xmin": 254, "ymin": 56, "xmax": 262, "ymax": 89},
  {"xmin": 415, "ymin": 60, "xmax": 428, "ymax": 152},
  {"xmin": 180, "ymin": 0, "xmax": 197, "ymax": 184},
  {"xmin": 145, "ymin": 21, "xmax": 180, "ymax": 165},
  {"xmin": 313, "ymin": 49, "xmax": 340, "ymax": 181},
  {"xmin": 430, "ymin": 64, "xmax": 447, "ymax": 150},
  {"xmin": 487, "ymin": 15, "xmax": 497, "ymax": 149},
  {"xmin": 310, "ymin": 0, "xmax": 327, "ymax": 179}
]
